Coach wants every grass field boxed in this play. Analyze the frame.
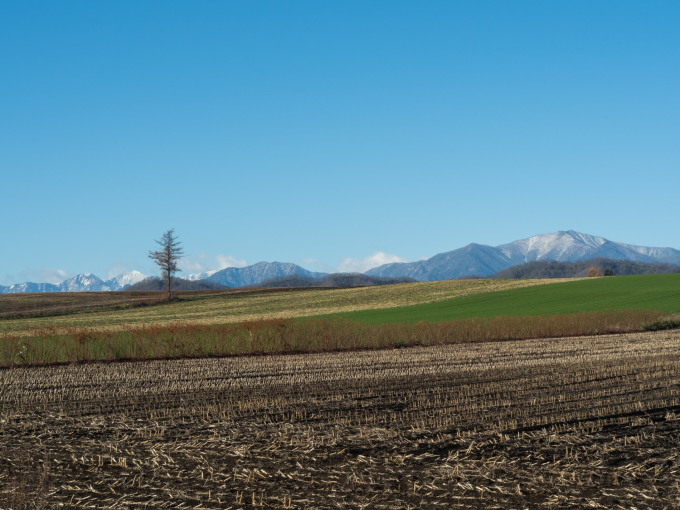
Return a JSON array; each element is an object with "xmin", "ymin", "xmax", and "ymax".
[
  {"xmin": 2, "ymin": 330, "xmax": 678, "ymax": 508},
  {"xmin": 2, "ymin": 275, "xmax": 679, "ymax": 366},
  {"xmin": 0, "ymin": 278, "xmax": 565, "ymax": 336},
  {"xmin": 329, "ymin": 274, "xmax": 680, "ymax": 324}
]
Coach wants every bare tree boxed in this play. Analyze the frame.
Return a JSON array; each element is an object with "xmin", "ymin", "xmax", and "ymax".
[{"xmin": 149, "ymin": 228, "xmax": 184, "ymax": 300}]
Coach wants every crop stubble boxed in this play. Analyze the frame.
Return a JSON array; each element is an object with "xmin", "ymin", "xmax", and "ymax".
[{"xmin": 1, "ymin": 330, "xmax": 678, "ymax": 508}]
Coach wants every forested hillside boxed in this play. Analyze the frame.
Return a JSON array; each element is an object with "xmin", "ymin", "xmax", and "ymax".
[{"xmin": 492, "ymin": 258, "xmax": 680, "ymax": 279}]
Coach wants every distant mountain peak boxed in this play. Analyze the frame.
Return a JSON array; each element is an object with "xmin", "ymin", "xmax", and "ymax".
[
  {"xmin": 498, "ymin": 231, "xmax": 609, "ymax": 263},
  {"xmin": 109, "ymin": 270, "xmax": 148, "ymax": 289},
  {"xmin": 1, "ymin": 270, "xmax": 148, "ymax": 293},
  {"xmin": 206, "ymin": 261, "xmax": 327, "ymax": 288}
]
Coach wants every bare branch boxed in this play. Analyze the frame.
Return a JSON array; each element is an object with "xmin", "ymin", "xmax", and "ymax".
[{"xmin": 149, "ymin": 229, "xmax": 184, "ymax": 300}]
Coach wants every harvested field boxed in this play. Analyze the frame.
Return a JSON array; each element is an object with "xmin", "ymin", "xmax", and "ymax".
[{"xmin": 1, "ymin": 330, "xmax": 679, "ymax": 508}]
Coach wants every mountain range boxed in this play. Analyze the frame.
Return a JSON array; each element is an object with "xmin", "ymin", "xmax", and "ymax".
[
  {"xmin": 366, "ymin": 230, "xmax": 680, "ymax": 280},
  {"xmin": 3, "ymin": 231, "xmax": 680, "ymax": 293},
  {"xmin": 0, "ymin": 271, "xmax": 148, "ymax": 294}
]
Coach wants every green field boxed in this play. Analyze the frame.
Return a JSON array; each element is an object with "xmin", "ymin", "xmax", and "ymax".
[
  {"xmin": 2, "ymin": 275, "xmax": 679, "ymax": 366},
  {"xmin": 327, "ymin": 274, "xmax": 680, "ymax": 324},
  {"xmin": 0, "ymin": 278, "xmax": 563, "ymax": 336}
]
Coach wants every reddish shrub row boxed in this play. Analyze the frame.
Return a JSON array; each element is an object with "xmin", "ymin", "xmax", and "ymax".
[{"xmin": 1, "ymin": 309, "xmax": 668, "ymax": 367}]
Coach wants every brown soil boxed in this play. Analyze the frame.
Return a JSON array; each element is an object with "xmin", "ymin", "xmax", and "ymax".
[{"xmin": 1, "ymin": 330, "xmax": 678, "ymax": 508}]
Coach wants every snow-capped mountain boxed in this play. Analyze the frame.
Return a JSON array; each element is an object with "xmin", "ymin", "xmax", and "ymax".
[
  {"xmin": 500, "ymin": 231, "xmax": 680, "ymax": 265},
  {"xmin": 58, "ymin": 273, "xmax": 110, "ymax": 292},
  {"xmin": 1, "ymin": 282, "xmax": 60, "ymax": 293},
  {"xmin": 107, "ymin": 270, "xmax": 147, "ymax": 289},
  {"xmin": 185, "ymin": 269, "xmax": 219, "ymax": 281},
  {"xmin": 0, "ymin": 271, "xmax": 148, "ymax": 293},
  {"xmin": 59, "ymin": 271, "xmax": 148, "ymax": 292},
  {"xmin": 0, "ymin": 263, "xmax": 327, "ymax": 293},
  {"xmin": 366, "ymin": 231, "xmax": 680, "ymax": 280},
  {"xmin": 206, "ymin": 262, "xmax": 327, "ymax": 288},
  {"xmin": 498, "ymin": 231, "xmax": 609, "ymax": 264}
]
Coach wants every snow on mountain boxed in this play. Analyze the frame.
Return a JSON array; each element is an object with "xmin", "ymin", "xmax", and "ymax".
[
  {"xmin": 498, "ymin": 231, "xmax": 609, "ymax": 264},
  {"xmin": 57, "ymin": 271, "xmax": 150, "ymax": 292},
  {"xmin": 185, "ymin": 269, "xmax": 219, "ymax": 281},
  {"xmin": 2, "ymin": 282, "xmax": 60, "ymax": 293},
  {"xmin": 59, "ymin": 273, "xmax": 110, "ymax": 292},
  {"xmin": 0, "ymin": 271, "xmax": 149, "ymax": 293},
  {"xmin": 502, "ymin": 231, "xmax": 680, "ymax": 265},
  {"xmin": 207, "ymin": 262, "xmax": 327, "ymax": 288},
  {"xmin": 2, "ymin": 263, "xmax": 327, "ymax": 292},
  {"xmin": 106, "ymin": 270, "xmax": 147, "ymax": 289},
  {"xmin": 600, "ymin": 241, "xmax": 680, "ymax": 263},
  {"xmin": 3, "ymin": 231, "xmax": 680, "ymax": 292},
  {"xmin": 366, "ymin": 231, "xmax": 680, "ymax": 281}
]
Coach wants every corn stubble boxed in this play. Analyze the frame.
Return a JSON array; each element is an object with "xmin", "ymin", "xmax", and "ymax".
[{"xmin": 1, "ymin": 330, "xmax": 679, "ymax": 508}]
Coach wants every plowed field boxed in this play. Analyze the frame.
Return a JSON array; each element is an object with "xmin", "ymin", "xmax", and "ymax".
[{"xmin": 2, "ymin": 330, "xmax": 679, "ymax": 508}]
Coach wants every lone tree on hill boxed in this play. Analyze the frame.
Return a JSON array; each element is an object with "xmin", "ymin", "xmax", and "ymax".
[{"xmin": 149, "ymin": 228, "xmax": 184, "ymax": 300}]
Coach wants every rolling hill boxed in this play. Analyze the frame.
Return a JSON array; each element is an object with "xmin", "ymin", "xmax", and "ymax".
[
  {"xmin": 248, "ymin": 273, "xmax": 415, "ymax": 288},
  {"xmin": 126, "ymin": 277, "xmax": 228, "ymax": 291},
  {"xmin": 329, "ymin": 274, "xmax": 680, "ymax": 324}
]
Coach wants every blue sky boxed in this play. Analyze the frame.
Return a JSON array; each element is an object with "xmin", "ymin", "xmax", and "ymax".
[{"xmin": 2, "ymin": 1, "xmax": 679, "ymax": 285}]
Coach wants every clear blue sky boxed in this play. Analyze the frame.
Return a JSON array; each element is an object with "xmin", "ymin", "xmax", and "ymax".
[{"xmin": 2, "ymin": 1, "xmax": 679, "ymax": 284}]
